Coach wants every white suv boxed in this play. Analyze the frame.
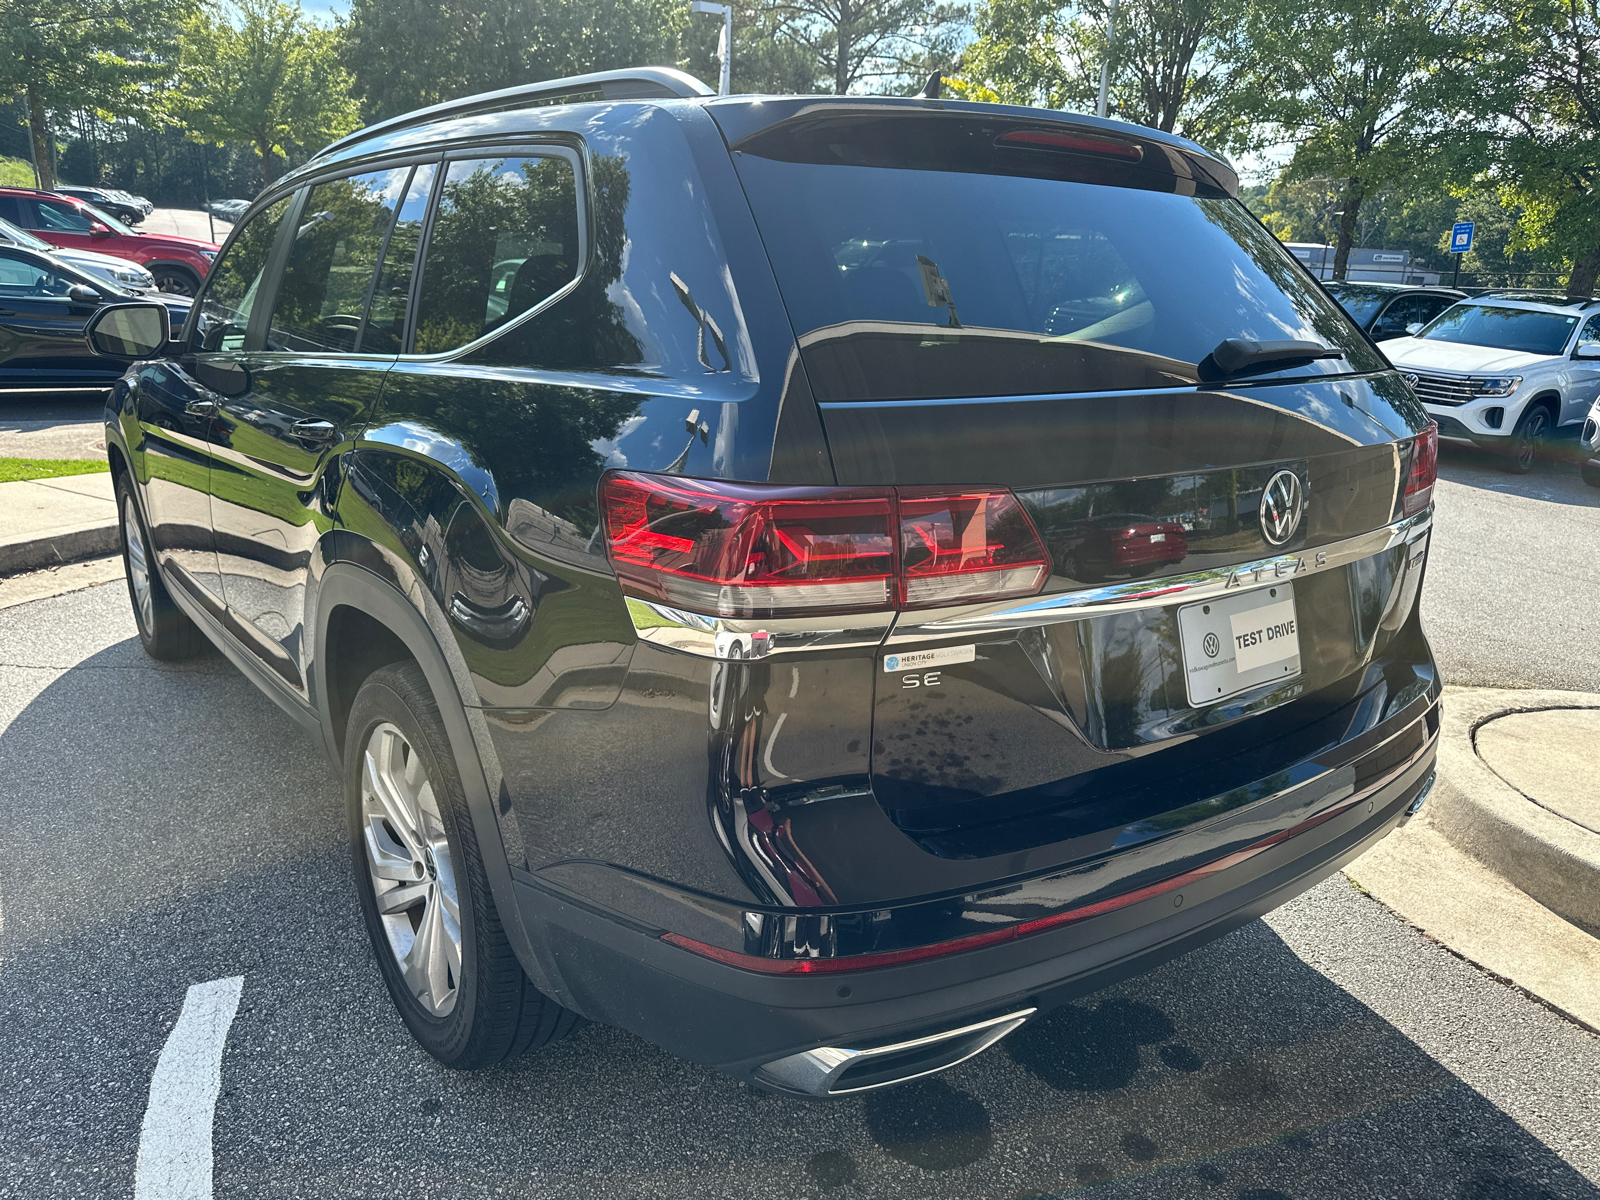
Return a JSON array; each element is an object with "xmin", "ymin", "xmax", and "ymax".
[
  {"xmin": 1382, "ymin": 293, "xmax": 1600, "ymax": 473},
  {"xmin": 1581, "ymin": 397, "xmax": 1600, "ymax": 487}
]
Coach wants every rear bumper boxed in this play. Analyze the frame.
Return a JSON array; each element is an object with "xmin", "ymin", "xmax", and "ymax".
[{"xmin": 513, "ymin": 699, "xmax": 1437, "ymax": 1090}]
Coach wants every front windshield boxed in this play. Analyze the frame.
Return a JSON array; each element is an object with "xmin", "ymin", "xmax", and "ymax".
[
  {"xmin": 0, "ymin": 216, "xmax": 53, "ymax": 253},
  {"xmin": 1417, "ymin": 304, "xmax": 1578, "ymax": 355},
  {"xmin": 1323, "ymin": 284, "xmax": 1388, "ymax": 325},
  {"xmin": 74, "ymin": 200, "xmax": 135, "ymax": 235}
]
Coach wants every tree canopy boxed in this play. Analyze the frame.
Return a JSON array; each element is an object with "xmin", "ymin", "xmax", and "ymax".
[{"xmin": 176, "ymin": 0, "xmax": 358, "ymax": 186}]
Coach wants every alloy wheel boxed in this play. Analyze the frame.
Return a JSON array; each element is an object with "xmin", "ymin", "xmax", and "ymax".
[
  {"xmin": 123, "ymin": 496, "xmax": 154, "ymax": 634},
  {"xmin": 360, "ymin": 721, "xmax": 462, "ymax": 1016},
  {"xmin": 152, "ymin": 272, "xmax": 196, "ymax": 297},
  {"xmin": 1515, "ymin": 408, "xmax": 1549, "ymax": 471}
]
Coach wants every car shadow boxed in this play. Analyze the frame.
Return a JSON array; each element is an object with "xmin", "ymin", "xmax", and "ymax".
[
  {"xmin": 1, "ymin": 627, "xmax": 1596, "ymax": 1200},
  {"xmin": 1437, "ymin": 437, "xmax": 1600, "ymax": 509}
]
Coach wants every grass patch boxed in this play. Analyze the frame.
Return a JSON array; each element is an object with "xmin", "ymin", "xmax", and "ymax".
[
  {"xmin": 0, "ymin": 457, "xmax": 110, "ymax": 484},
  {"xmin": 0, "ymin": 156, "xmax": 37, "ymax": 188}
]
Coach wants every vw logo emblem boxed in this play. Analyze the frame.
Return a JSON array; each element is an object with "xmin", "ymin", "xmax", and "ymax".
[
  {"xmin": 1203, "ymin": 632, "xmax": 1221, "ymax": 658},
  {"xmin": 1402, "ymin": 372, "xmax": 1420, "ymax": 388},
  {"xmin": 1259, "ymin": 470, "xmax": 1304, "ymax": 546}
]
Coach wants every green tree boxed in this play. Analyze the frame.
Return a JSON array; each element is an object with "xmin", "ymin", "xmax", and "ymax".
[
  {"xmin": 756, "ymin": 0, "xmax": 967, "ymax": 93},
  {"xmin": 1473, "ymin": 0, "xmax": 1600, "ymax": 297},
  {"xmin": 953, "ymin": 0, "xmax": 1251, "ymax": 154},
  {"xmin": 176, "ymin": 0, "xmax": 358, "ymax": 187},
  {"xmin": 0, "ymin": 0, "xmax": 189, "ymax": 189},
  {"xmin": 1237, "ymin": 0, "xmax": 1473, "ymax": 279},
  {"xmin": 341, "ymin": 0, "xmax": 685, "ymax": 123}
]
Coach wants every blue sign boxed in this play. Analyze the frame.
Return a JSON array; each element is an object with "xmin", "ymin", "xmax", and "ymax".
[{"xmin": 1450, "ymin": 221, "xmax": 1475, "ymax": 254}]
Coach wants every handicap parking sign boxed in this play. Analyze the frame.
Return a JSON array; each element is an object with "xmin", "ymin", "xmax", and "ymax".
[{"xmin": 1450, "ymin": 221, "xmax": 1475, "ymax": 254}]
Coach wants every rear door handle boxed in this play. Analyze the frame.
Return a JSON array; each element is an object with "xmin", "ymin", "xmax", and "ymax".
[
  {"xmin": 292, "ymin": 418, "xmax": 337, "ymax": 443},
  {"xmin": 185, "ymin": 398, "xmax": 218, "ymax": 417}
]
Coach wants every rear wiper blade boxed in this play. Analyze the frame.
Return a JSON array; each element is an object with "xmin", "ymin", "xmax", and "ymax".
[{"xmin": 1204, "ymin": 338, "xmax": 1345, "ymax": 378}]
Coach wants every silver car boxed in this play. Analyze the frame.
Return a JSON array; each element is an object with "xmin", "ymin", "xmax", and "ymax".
[{"xmin": 0, "ymin": 214, "xmax": 157, "ymax": 292}]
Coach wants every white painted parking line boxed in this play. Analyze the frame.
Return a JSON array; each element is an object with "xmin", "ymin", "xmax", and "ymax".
[{"xmin": 133, "ymin": 976, "xmax": 244, "ymax": 1200}]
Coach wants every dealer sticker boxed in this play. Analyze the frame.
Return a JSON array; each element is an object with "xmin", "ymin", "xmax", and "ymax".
[{"xmin": 883, "ymin": 645, "xmax": 976, "ymax": 673}]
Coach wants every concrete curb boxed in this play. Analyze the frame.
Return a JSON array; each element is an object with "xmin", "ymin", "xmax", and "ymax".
[
  {"xmin": 0, "ymin": 523, "xmax": 120, "ymax": 576},
  {"xmin": 1430, "ymin": 686, "xmax": 1600, "ymax": 935}
]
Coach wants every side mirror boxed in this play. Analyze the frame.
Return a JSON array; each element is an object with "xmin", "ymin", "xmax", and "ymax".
[
  {"xmin": 67, "ymin": 284, "xmax": 100, "ymax": 303},
  {"xmin": 89, "ymin": 223, "xmax": 113, "ymax": 239},
  {"xmin": 85, "ymin": 301, "xmax": 170, "ymax": 358},
  {"xmin": 1575, "ymin": 346, "xmax": 1600, "ymax": 360},
  {"xmin": 1406, "ymin": 322, "xmax": 1424, "ymax": 336}
]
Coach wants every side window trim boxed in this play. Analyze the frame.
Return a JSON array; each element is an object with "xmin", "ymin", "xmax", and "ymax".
[
  {"xmin": 350, "ymin": 164, "xmax": 415, "ymax": 355},
  {"xmin": 402, "ymin": 141, "xmax": 587, "ymax": 359}
]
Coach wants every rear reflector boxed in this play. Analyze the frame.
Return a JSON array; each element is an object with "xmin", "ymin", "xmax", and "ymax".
[
  {"xmin": 601, "ymin": 472, "xmax": 1049, "ymax": 619},
  {"xmin": 1403, "ymin": 422, "xmax": 1438, "ymax": 517},
  {"xmin": 995, "ymin": 129, "xmax": 1144, "ymax": 161}
]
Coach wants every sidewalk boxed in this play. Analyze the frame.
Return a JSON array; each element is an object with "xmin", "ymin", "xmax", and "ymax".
[
  {"xmin": 0, "ymin": 473, "xmax": 119, "ymax": 576},
  {"xmin": 1348, "ymin": 687, "xmax": 1600, "ymax": 1031}
]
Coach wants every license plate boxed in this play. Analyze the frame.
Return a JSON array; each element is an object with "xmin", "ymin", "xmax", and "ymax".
[
  {"xmin": 1150, "ymin": 533, "xmax": 1166, "ymax": 543},
  {"xmin": 1177, "ymin": 583, "xmax": 1302, "ymax": 707}
]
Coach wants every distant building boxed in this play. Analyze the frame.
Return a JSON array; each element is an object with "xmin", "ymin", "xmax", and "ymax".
[{"xmin": 1284, "ymin": 243, "xmax": 1442, "ymax": 287}]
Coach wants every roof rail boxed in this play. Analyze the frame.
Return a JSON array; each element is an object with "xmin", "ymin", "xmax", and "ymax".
[{"xmin": 315, "ymin": 66, "xmax": 715, "ymax": 161}]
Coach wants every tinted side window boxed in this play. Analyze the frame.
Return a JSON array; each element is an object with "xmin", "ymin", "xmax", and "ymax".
[
  {"xmin": 360, "ymin": 163, "xmax": 435, "ymax": 354},
  {"xmin": 1579, "ymin": 314, "xmax": 1600, "ymax": 351},
  {"xmin": 29, "ymin": 198, "xmax": 96, "ymax": 232},
  {"xmin": 412, "ymin": 155, "xmax": 579, "ymax": 355},
  {"xmin": 196, "ymin": 196, "xmax": 291, "ymax": 352},
  {"xmin": 267, "ymin": 167, "xmax": 411, "ymax": 354},
  {"xmin": 0, "ymin": 251, "xmax": 76, "ymax": 296}
]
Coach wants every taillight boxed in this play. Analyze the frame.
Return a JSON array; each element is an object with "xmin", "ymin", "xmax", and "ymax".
[
  {"xmin": 1403, "ymin": 422, "xmax": 1438, "ymax": 516},
  {"xmin": 897, "ymin": 489, "xmax": 1050, "ymax": 609},
  {"xmin": 995, "ymin": 129, "xmax": 1144, "ymax": 161},
  {"xmin": 602, "ymin": 473, "xmax": 895, "ymax": 618},
  {"xmin": 601, "ymin": 473, "xmax": 1049, "ymax": 618}
]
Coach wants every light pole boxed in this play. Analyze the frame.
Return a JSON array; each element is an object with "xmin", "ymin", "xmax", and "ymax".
[
  {"xmin": 691, "ymin": 1, "xmax": 733, "ymax": 95},
  {"xmin": 1096, "ymin": 0, "xmax": 1120, "ymax": 118}
]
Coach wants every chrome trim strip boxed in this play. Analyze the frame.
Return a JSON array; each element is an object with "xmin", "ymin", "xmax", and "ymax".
[
  {"xmin": 755, "ymin": 1008, "xmax": 1035, "ymax": 1097},
  {"xmin": 887, "ymin": 508, "xmax": 1433, "ymax": 642},
  {"xmin": 624, "ymin": 597, "xmax": 892, "ymax": 659},
  {"xmin": 622, "ymin": 509, "xmax": 1433, "ymax": 659}
]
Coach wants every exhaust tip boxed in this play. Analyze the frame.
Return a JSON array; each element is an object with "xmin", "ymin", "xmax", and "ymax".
[
  {"xmin": 755, "ymin": 1008, "xmax": 1035, "ymax": 1097},
  {"xmin": 1404, "ymin": 769, "xmax": 1438, "ymax": 818}
]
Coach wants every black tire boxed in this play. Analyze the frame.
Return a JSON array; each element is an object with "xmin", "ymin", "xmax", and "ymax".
[
  {"xmin": 150, "ymin": 266, "xmax": 199, "ymax": 297},
  {"xmin": 1503, "ymin": 403, "xmax": 1553, "ymax": 474},
  {"xmin": 345, "ymin": 661, "xmax": 578, "ymax": 1068},
  {"xmin": 115, "ymin": 472, "xmax": 209, "ymax": 660}
]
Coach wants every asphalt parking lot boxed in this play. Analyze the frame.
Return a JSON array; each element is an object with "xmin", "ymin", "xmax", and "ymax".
[{"xmin": 1, "ymin": 430, "xmax": 1598, "ymax": 1199}]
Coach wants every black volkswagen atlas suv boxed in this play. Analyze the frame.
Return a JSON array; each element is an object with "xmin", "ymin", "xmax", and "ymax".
[{"xmin": 91, "ymin": 67, "xmax": 1440, "ymax": 1098}]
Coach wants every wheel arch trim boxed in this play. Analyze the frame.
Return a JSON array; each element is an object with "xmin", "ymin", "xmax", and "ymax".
[{"xmin": 311, "ymin": 561, "xmax": 570, "ymax": 1002}]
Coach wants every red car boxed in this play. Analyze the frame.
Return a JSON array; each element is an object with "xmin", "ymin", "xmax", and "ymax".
[
  {"xmin": 0, "ymin": 188, "xmax": 217, "ymax": 297},
  {"xmin": 1055, "ymin": 513, "xmax": 1190, "ymax": 581}
]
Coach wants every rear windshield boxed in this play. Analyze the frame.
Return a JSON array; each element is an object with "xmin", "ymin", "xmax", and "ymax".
[
  {"xmin": 1417, "ymin": 304, "xmax": 1577, "ymax": 355},
  {"xmin": 733, "ymin": 136, "xmax": 1379, "ymax": 402},
  {"xmin": 1322, "ymin": 284, "xmax": 1388, "ymax": 325}
]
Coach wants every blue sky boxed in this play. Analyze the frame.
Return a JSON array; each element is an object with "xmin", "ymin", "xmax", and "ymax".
[{"xmin": 300, "ymin": 0, "xmax": 348, "ymax": 24}]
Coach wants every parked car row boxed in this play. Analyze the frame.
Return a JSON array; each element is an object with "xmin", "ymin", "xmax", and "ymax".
[
  {"xmin": 0, "ymin": 240, "xmax": 190, "ymax": 387},
  {"xmin": 0, "ymin": 187, "xmax": 217, "ymax": 296},
  {"xmin": 53, "ymin": 184, "xmax": 153, "ymax": 225},
  {"xmin": 1323, "ymin": 280, "xmax": 1600, "ymax": 477}
]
